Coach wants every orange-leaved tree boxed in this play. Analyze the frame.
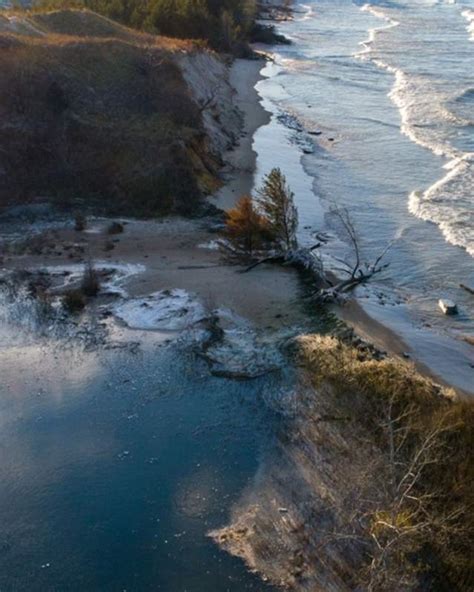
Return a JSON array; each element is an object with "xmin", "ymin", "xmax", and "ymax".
[{"xmin": 224, "ymin": 195, "xmax": 269, "ymax": 261}]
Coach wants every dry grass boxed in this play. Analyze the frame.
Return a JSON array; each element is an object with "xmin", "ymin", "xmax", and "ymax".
[
  {"xmin": 1, "ymin": 9, "xmax": 196, "ymax": 49},
  {"xmin": 295, "ymin": 335, "xmax": 474, "ymax": 590},
  {"xmin": 296, "ymin": 334, "xmax": 455, "ymax": 405},
  {"xmin": 0, "ymin": 9, "xmax": 214, "ymax": 215}
]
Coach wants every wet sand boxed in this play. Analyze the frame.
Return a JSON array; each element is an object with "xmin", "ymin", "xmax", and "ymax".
[{"xmin": 213, "ymin": 58, "xmax": 271, "ymax": 211}]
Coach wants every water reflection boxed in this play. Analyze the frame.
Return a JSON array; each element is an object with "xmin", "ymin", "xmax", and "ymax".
[{"xmin": 0, "ymin": 326, "xmax": 282, "ymax": 590}]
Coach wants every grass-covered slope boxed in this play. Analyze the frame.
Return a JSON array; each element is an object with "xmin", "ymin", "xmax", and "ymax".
[
  {"xmin": 32, "ymin": 0, "xmax": 257, "ymax": 53},
  {"xmin": 296, "ymin": 335, "xmax": 474, "ymax": 590},
  {"xmin": 213, "ymin": 335, "xmax": 473, "ymax": 591},
  {"xmin": 0, "ymin": 10, "xmax": 225, "ymax": 215}
]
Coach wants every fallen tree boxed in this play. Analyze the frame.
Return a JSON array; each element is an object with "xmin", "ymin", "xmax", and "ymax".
[
  {"xmin": 220, "ymin": 190, "xmax": 392, "ymax": 303},
  {"xmin": 313, "ymin": 206, "xmax": 392, "ymax": 303}
]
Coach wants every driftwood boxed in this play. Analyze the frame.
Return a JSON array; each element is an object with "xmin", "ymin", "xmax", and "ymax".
[
  {"xmin": 460, "ymin": 283, "xmax": 474, "ymax": 296},
  {"xmin": 314, "ymin": 262, "xmax": 390, "ymax": 303},
  {"xmin": 239, "ymin": 242, "xmax": 323, "ymax": 274},
  {"xmin": 314, "ymin": 207, "xmax": 392, "ymax": 303},
  {"xmin": 222, "ymin": 206, "xmax": 391, "ymax": 305}
]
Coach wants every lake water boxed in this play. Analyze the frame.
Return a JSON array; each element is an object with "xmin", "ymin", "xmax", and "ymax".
[
  {"xmin": 254, "ymin": 0, "xmax": 474, "ymax": 391},
  {"xmin": 0, "ymin": 319, "xmax": 282, "ymax": 591}
]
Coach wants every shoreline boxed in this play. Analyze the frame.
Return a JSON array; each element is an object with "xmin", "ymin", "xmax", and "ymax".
[
  {"xmin": 1, "ymin": 47, "xmax": 472, "ymax": 592},
  {"xmin": 246, "ymin": 29, "xmax": 474, "ymax": 397},
  {"xmin": 2, "ymin": 50, "xmax": 471, "ymax": 396},
  {"xmin": 212, "ymin": 58, "xmax": 271, "ymax": 211},
  {"xmin": 215, "ymin": 52, "xmax": 473, "ymax": 397},
  {"xmin": 335, "ymin": 298, "xmax": 472, "ymax": 397},
  {"xmin": 1, "ymin": 9, "xmax": 472, "ymax": 592}
]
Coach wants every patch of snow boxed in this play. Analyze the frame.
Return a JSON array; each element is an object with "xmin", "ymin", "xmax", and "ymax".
[
  {"xmin": 197, "ymin": 239, "xmax": 221, "ymax": 251},
  {"xmin": 113, "ymin": 289, "xmax": 207, "ymax": 331},
  {"xmin": 201, "ymin": 308, "xmax": 284, "ymax": 378},
  {"xmin": 39, "ymin": 262, "xmax": 145, "ymax": 297}
]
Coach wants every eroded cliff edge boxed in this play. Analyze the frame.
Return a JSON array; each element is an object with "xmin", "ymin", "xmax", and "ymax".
[{"xmin": 0, "ymin": 9, "xmax": 245, "ymax": 216}]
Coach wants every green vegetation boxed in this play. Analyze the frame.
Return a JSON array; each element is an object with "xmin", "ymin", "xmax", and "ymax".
[
  {"xmin": 297, "ymin": 335, "xmax": 474, "ymax": 591},
  {"xmin": 223, "ymin": 168, "xmax": 299, "ymax": 260},
  {"xmin": 256, "ymin": 167, "xmax": 298, "ymax": 250},
  {"xmin": 33, "ymin": 0, "xmax": 258, "ymax": 52}
]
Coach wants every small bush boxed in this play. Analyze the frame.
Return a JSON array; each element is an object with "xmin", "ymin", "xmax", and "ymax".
[
  {"xmin": 103, "ymin": 240, "xmax": 115, "ymax": 252},
  {"xmin": 107, "ymin": 221, "xmax": 124, "ymax": 235},
  {"xmin": 81, "ymin": 261, "xmax": 100, "ymax": 297},
  {"xmin": 223, "ymin": 195, "xmax": 271, "ymax": 262},
  {"xmin": 74, "ymin": 212, "xmax": 87, "ymax": 232},
  {"xmin": 62, "ymin": 289, "xmax": 85, "ymax": 313}
]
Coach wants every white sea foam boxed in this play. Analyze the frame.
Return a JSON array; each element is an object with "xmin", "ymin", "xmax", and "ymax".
[
  {"xmin": 357, "ymin": 4, "xmax": 474, "ymax": 257},
  {"xmin": 461, "ymin": 8, "xmax": 474, "ymax": 40},
  {"xmin": 409, "ymin": 153, "xmax": 474, "ymax": 256},
  {"xmin": 298, "ymin": 3, "xmax": 316, "ymax": 21},
  {"xmin": 357, "ymin": 4, "xmax": 461, "ymax": 158},
  {"xmin": 384, "ymin": 65, "xmax": 463, "ymax": 158},
  {"xmin": 354, "ymin": 4, "xmax": 399, "ymax": 59}
]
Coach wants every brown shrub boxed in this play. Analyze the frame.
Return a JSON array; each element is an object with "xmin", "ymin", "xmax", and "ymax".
[
  {"xmin": 62, "ymin": 289, "xmax": 85, "ymax": 312},
  {"xmin": 81, "ymin": 260, "xmax": 100, "ymax": 296},
  {"xmin": 107, "ymin": 221, "xmax": 124, "ymax": 235},
  {"xmin": 0, "ymin": 18, "xmax": 206, "ymax": 216},
  {"xmin": 224, "ymin": 195, "xmax": 271, "ymax": 261}
]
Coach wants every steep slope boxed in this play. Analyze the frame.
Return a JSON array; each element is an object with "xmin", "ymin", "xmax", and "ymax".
[{"xmin": 0, "ymin": 9, "xmax": 241, "ymax": 215}]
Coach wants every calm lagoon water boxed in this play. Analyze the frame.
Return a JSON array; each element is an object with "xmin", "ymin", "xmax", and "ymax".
[{"xmin": 0, "ymin": 325, "xmax": 282, "ymax": 591}]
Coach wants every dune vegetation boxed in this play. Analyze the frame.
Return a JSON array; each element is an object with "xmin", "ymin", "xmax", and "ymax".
[
  {"xmin": 0, "ymin": 9, "xmax": 228, "ymax": 215},
  {"xmin": 296, "ymin": 335, "xmax": 474, "ymax": 590},
  {"xmin": 31, "ymin": 0, "xmax": 258, "ymax": 53}
]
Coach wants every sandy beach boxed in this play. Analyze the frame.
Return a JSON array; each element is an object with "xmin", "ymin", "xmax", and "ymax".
[
  {"xmin": 1, "ymin": 58, "xmax": 307, "ymax": 333},
  {"xmin": 2, "ymin": 54, "xmax": 472, "ymax": 396},
  {"xmin": 212, "ymin": 58, "xmax": 271, "ymax": 211}
]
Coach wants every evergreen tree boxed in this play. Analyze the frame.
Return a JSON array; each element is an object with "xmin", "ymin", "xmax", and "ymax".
[
  {"xmin": 256, "ymin": 168, "xmax": 298, "ymax": 251},
  {"xmin": 34, "ymin": 0, "xmax": 257, "ymax": 52}
]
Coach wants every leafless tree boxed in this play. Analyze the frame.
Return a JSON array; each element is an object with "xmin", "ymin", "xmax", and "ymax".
[
  {"xmin": 197, "ymin": 85, "xmax": 220, "ymax": 113},
  {"xmin": 308, "ymin": 394, "xmax": 469, "ymax": 591},
  {"xmin": 315, "ymin": 205, "xmax": 392, "ymax": 303},
  {"xmin": 363, "ymin": 400, "xmax": 468, "ymax": 591}
]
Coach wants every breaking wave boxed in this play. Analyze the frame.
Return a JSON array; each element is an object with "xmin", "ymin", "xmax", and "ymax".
[
  {"xmin": 461, "ymin": 7, "xmax": 474, "ymax": 40},
  {"xmin": 357, "ymin": 3, "xmax": 474, "ymax": 257}
]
